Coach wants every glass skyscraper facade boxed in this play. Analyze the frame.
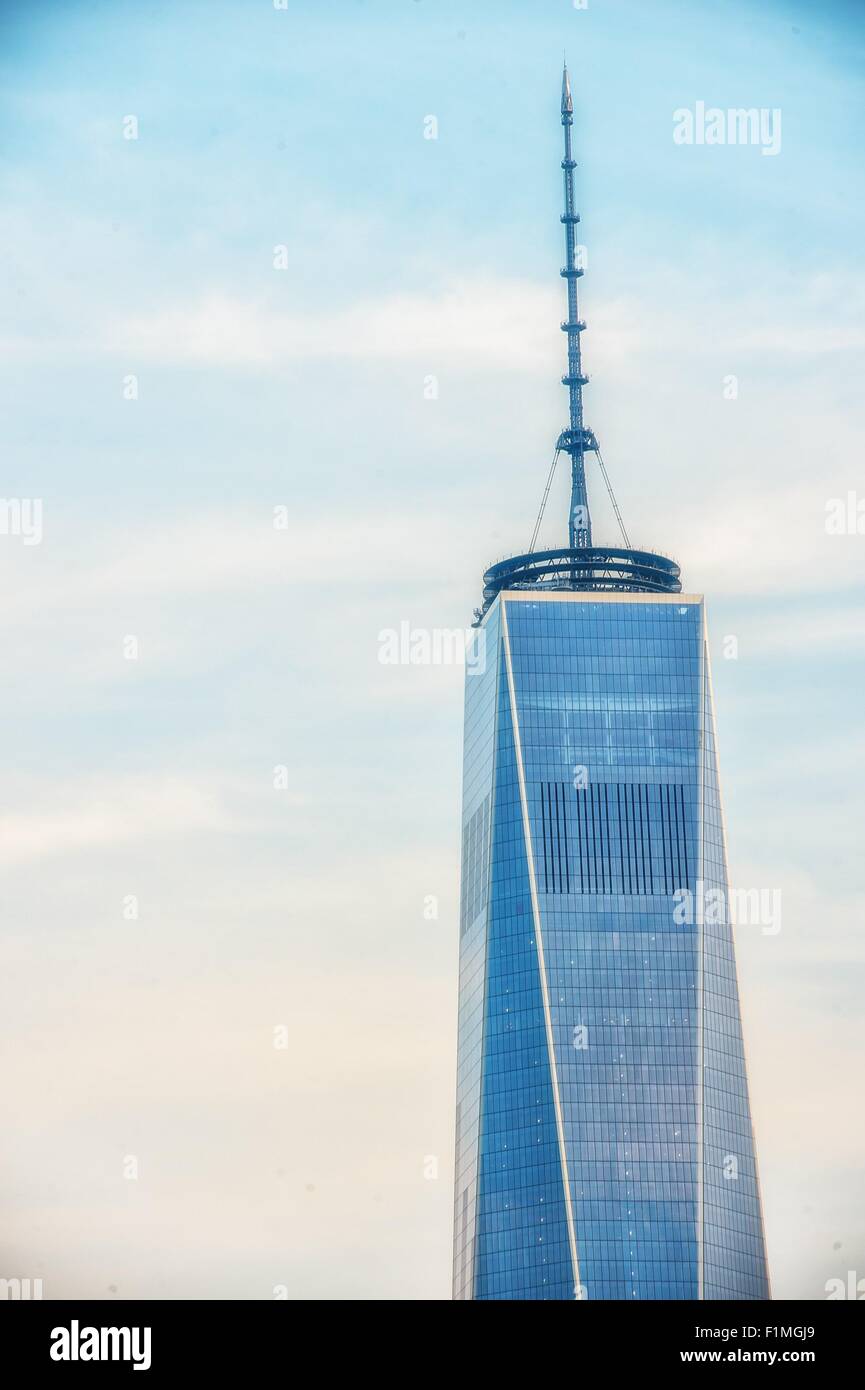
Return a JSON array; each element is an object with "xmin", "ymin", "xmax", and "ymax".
[
  {"xmin": 453, "ymin": 591, "xmax": 769, "ymax": 1300},
  {"xmin": 453, "ymin": 66, "xmax": 769, "ymax": 1301}
]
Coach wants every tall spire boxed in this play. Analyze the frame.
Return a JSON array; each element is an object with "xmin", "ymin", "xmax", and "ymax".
[
  {"xmin": 474, "ymin": 70, "xmax": 683, "ymax": 622},
  {"xmin": 559, "ymin": 62, "xmax": 595, "ymax": 549}
]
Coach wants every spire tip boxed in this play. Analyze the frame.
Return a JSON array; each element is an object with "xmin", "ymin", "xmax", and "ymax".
[{"xmin": 561, "ymin": 62, "xmax": 573, "ymax": 116}]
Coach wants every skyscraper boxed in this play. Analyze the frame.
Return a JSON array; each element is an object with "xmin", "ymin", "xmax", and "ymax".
[{"xmin": 452, "ymin": 68, "xmax": 769, "ymax": 1301}]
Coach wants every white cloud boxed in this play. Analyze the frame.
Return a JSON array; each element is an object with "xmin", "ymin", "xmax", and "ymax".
[
  {"xmin": 105, "ymin": 283, "xmax": 549, "ymax": 368},
  {"xmin": 112, "ymin": 272, "xmax": 865, "ymax": 375},
  {"xmin": 0, "ymin": 773, "xmax": 301, "ymax": 868},
  {"xmin": 673, "ymin": 480, "xmax": 863, "ymax": 597}
]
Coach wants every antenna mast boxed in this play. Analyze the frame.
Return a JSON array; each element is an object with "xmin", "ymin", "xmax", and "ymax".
[
  {"xmin": 559, "ymin": 64, "xmax": 597, "ymax": 549},
  {"xmin": 474, "ymin": 70, "xmax": 683, "ymax": 621}
]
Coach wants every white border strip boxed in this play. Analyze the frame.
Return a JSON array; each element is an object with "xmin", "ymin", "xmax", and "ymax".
[
  {"xmin": 501, "ymin": 598, "xmax": 582, "ymax": 1299},
  {"xmin": 501, "ymin": 589, "xmax": 704, "ymax": 607}
]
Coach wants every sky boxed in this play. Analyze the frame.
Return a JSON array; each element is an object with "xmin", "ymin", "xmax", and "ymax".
[{"xmin": 0, "ymin": 0, "xmax": 863, "ymax": 1300}]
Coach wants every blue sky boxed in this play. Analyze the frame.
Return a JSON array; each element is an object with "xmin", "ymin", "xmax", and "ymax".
[{"xmin": 0, "ymin": 0, "xmax": 863, "ymax": 1299}]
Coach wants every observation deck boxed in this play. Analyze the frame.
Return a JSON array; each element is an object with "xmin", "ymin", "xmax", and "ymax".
[{"xmin": 475, "ymin": 545, "xmax": 682, "ymax": 623}]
